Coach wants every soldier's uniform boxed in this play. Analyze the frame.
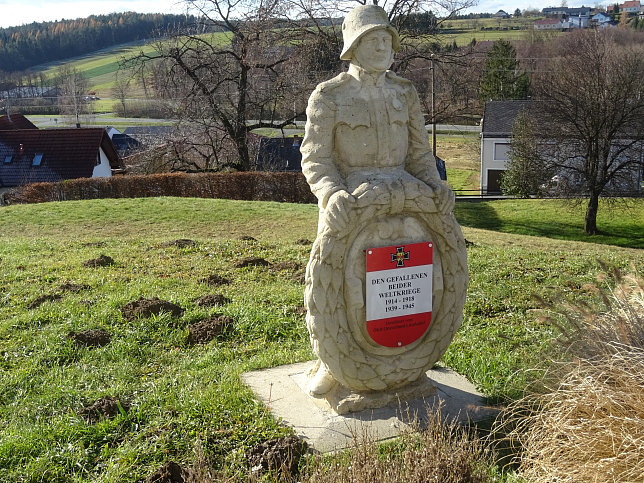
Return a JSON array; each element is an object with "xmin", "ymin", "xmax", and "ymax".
[{"xmin": 301, "ymin": 63, "xmax": 445, "ymax": 218}]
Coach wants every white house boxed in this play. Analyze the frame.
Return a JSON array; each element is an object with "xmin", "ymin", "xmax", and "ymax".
[
  {"xmin": 480, "ymin": 101, "xmax": 644, "ymax": 195},
  {"xmin": 620, "ymin": 0, "xmax": 641, "ymax": 13},
  {"xmin": 592, "ymin": 12, "xmax": 612, "ymax": 24},
  {"xmin": 568, "ymin": 11, "xmax": 590, "ymax": 28},
  {"xmin": 480, "ymin": 101, "xmax": 532, "ymax": 193},
  {"xmin": 534, "ymin": 18, "xmax": 565, "ymax": 29}
]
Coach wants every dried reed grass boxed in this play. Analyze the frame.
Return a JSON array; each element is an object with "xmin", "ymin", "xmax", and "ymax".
[
  {"xmin": 301, "ymin": 404, "xmax": 495, "ymax": 483},
  {"xmin": 499, "ymin": 268, "xmax": 644, "ymax": 483}
]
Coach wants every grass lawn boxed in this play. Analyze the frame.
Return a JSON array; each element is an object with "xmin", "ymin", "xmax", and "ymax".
[
  {"xmin": 1, "ymin": 197, "xmax": 643, "ymax": 481},
  {"xmin": 455, "ymin": 198, "xmax": 644, "ymax": 249}
]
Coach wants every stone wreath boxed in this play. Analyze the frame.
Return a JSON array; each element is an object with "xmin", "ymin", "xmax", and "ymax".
[{"xmin": 304, "ymin": 190, "xmax": 468, "ymax": 393}]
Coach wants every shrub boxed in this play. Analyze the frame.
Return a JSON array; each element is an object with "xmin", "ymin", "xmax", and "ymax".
[
  {"xmin": 500, "ymin": 270, "xmax": 644, "ymax": 482},
  {"xmin": 3, "ymin": 172, "xmax": 316, "ymax": 205}
]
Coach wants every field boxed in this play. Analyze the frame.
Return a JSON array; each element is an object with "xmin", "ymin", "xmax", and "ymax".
[
  {"xmin": 27, "ymin": 16, "xmax": 536, "ymax": 113},
  {"xmin": 1, "ymin": 196, "xmax": 643, "ymax": 480},
  {"xmin": 34, "ymin": 32, "xmax": 233, "ymax": 111}
]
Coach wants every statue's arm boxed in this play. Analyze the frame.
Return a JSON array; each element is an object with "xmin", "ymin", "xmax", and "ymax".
[{"xmin": 301, "ymin": 88, "xmax": 347, "ymax": 209}]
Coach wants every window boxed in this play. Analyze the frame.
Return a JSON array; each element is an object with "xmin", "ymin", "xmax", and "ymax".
[
  {"xmin": 493, "ymin": 142, "xmax": 510, "ymax": 161},
  {"xmin": 32, "ymin": 153, "xmax": 43, "ymax": 166},
  {"xmin": 3, "ymin": 155, "xmax": 11, "ymax": 163}
]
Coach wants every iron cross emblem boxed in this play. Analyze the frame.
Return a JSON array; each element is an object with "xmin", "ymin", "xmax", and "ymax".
[{"xmin": 391, "ymin": 246, "xmax": 410, "ymax": 267}]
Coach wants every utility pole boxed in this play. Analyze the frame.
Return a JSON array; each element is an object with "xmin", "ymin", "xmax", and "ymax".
[{"xmin": 431, "ymin": 54, "xmax": 437, "ymax": 156}]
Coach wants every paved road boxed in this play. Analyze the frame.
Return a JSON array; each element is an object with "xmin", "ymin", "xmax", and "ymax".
[
  {"xmin": 28, "ymin": 114, "xmax": 174, "ymax": 128},
  {"xmin": 28, "ymin": 114, "xmax": 481, "ymax": 134}
]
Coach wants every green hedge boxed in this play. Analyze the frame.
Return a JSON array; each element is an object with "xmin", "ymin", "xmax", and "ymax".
[{"xmin": 3, "ymin": 172, "xmax": 317, "ymax": 205}]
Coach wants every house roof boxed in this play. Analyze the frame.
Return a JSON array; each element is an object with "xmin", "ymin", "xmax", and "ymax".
[
  {"xmin": 620, "ymin": 1, "xmax": 640, "ymax": 8},
  {"xmin": 535, "ymin": 18, "xmax": 561, "ymax": 24},
  {"xmin": 481, "ymin": 100, "xmax": 534, "ymax": 137},
  {"xmin": 0, "ymin": 128, "xmax": 124, "ymax": 188},
  {"xmin": 111, "ymin": 133, "xmax": 142, "ymax": 155},
  {"xmin": 0, "ymin": 114, "xmax": 38, "ymax": 130},
  {"xmin": 123, "ymin": 126, "xmax": 173, "ymax": 136},
  {"xmin": 254, "ymin": 135, "xmax": 302, "ymax": 171}
]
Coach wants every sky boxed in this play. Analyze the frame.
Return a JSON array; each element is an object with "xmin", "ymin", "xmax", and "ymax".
[
  {"xmin": 0, "ymin": 0, "xmax": 553, "ymax": 30},
  {"xmin": 0, "ymin": 0, "xmax": 187, "ymax": 28}
]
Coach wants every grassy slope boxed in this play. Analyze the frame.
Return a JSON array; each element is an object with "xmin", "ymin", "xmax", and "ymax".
[
  {"xmin": 1, "ymin": 197, "xmax": 643, "ymax": 480},
  {"xmin": 35, "ymin": 32, "xmax": 232, "ymax": 108},
  {"xmin": 29, "ymin": 17, "xmax": 530, "ymax": 106}
]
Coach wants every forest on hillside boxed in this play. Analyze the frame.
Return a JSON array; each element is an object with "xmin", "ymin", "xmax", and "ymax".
[{"xmin": 0, "ymin": 12, "xmax": 199, "ymax": 71}]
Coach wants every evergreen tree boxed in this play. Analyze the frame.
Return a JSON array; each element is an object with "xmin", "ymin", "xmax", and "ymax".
[
  {"xmin": 501, "ymin": 110, "xmax": 551, "ymax": 198},
  {"xmin": 479, "ymin": 40, "xmax": 529, "ymax": 102}
]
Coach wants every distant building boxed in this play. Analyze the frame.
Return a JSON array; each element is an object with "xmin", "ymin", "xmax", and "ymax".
[
  {"xmin": 535, "ymin": 18, "xmax": 565, "ymax": 29},
  {"xmin": 480, "ymin": 101, "xmax": 643, "ymax": 195},
  {"xmin": 542, "ymin": 5, "xmax": 591, "ymax": 16},
  {"xmin": 0, "ymin": 115, "xmax": 124, "ymax": 190},
  {"xmin": 254, "ymin": 135, "xmax": 302, "ymax": 171},
  {"xmin": 480, "ymin": 100, "xmax": 533, "ymax": 193},
  {"xmin": 620, "ymin": 0, "xmax": 641, "ymax": 13},
  {"xmin": 493, "ymin": 9, "xmax": 511, "ymax": 18},
  {"xmin": 122, "ymin": 126, "xmax": 172, "ymax": 148}
]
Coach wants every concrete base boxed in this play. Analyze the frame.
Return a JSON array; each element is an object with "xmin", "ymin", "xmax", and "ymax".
[{"xmin": 241, "ymin": 360, "xmax": 498, "ymax": 453}]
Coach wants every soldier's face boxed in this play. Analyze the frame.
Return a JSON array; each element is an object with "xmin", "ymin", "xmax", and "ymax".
[{"xmin": 353, "ymin": 30, "xmax": 393, "ymax": 73}]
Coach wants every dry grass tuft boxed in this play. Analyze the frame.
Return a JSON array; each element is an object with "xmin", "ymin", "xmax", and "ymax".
[
  {"xmin": 500, "ymin": 268, "xmax": 644, "ymax": 482},
  {"xmin": 301, "ymin": 404, "xmax": 495, "ymax": 483}
]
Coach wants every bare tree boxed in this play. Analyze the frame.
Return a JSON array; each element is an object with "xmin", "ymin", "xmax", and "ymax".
[
  {"xmin": 508, "ymin": 29, "xmax": 644, "ymax": 234},
  {"xmin": 125, "ymin": 0, "xmax": 319, "ymax": 171},
  {"xmin": 54, "ymin": 65, "xmax": 90, "ymax": 126},
  {"xmin": 112, "ymin": 70, "xmax": 132, "ymax": 117},
  {"xmin": 124, "ymin": 0, "xmax": 477, "ymax": 171}
]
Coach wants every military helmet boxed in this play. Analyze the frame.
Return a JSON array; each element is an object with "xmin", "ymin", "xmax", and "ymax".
[{"xmin": 340, "ymin": 5, "xmax": 400, "ymax": 61}]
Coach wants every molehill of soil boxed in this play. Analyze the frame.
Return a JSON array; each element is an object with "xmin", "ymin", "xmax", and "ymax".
[
  {"xmin": 59, "ymin": 282, "xmax": 90, "ymax": 293},
  {"xmin": 161, "ymin": 239, "xmax": 197, "ymax": 249},
  {"xmin": 272, "ymin": 260, "xmax": 306, "ymax": 283},
  {"xmin": 234, "ymin": 257, "xmax": 270, "ymax": 268},
  {"xmin": 83, "ymin": 254, "xmax": 115, "ymax": 267},
  {"xmin": 68, "ymin": 329, "xmax": 111, "ymax": 347},
  {"xmin": 146, "ymin": 461, "xmax": 197, "ymax": 483},
  {"xmin": 201, "ymin": 273, "xmax": 231, "ymax": 286},
  {"xmin": 246, "ymin": 436, "xmax": 308, "ymax": 477},
  {"xmin": 187, "ymin": 315, "xmax": 234, "ymax": 345},
  {"xmin": 194, "ymin": 294, "xmax": 230, "ymax": 307},
  {"xmin": 79, "ymin": 396, "xmax": 128, "ymax": 423},
  {"xmin": 121, "ymin": 297, "xmax": 184, "ymax": 322},
  {"xmin": 28, "ymin": 294, "xmax": 62, "ymax": 309}
]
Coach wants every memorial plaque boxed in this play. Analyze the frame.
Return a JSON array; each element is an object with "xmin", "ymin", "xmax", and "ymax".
[{"xmin": 365, "ymin": 242, "xmax": 433, "ymax": 348}]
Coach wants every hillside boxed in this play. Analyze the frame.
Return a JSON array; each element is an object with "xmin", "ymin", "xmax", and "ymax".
[
  {"xmin": 0, "ymin": 12, "xmax": 198, "ymax": 72},
  {"xmin": 0, "ymin": 197, "xmax": 643, "ymax": 480}
]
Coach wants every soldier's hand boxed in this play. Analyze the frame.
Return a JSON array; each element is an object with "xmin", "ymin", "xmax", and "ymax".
[
  {"xmin": 427, "ymin": 180, "xmax": 455, "ymax": 214},
  {"xmin": 324, "ymin": 190, "xmax": 356, "ymax": 233}
]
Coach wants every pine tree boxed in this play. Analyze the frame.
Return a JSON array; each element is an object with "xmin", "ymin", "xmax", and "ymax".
[
  {"xmin": 479, "ymin": 40, "xmax": 529, "ymax": 102},
  {"xmin": 501, "ymin": 110, "xmax": 551, "ymax": 198}
]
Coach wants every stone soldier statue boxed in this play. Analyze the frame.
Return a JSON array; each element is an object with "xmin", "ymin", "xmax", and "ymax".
[{"xmin": 301, "ymin": 5, "xmax": 468, "ymax": 400}]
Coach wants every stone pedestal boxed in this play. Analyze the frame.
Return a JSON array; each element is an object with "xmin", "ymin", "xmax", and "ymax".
[{"xmin": 242, "ymin": 361, "xmax": 498, "ymax": 453}]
